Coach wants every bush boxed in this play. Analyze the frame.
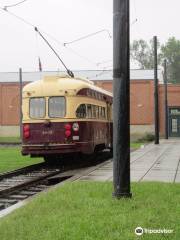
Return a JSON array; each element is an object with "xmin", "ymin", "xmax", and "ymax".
[{"xmin": 137, "ymin": 133, "xmax": 155, "ymax": 142}]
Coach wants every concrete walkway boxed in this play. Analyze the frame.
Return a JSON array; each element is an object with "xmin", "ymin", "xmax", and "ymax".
[{"xmin": 79, "ymin": 139, "xmax": 180, "ymax": 183}]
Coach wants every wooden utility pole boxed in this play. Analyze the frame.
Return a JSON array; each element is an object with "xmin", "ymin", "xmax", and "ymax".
[
  {"xmin": 19, "ymin": 68, "xmax": 23, "ymax": 141},
  {"xmin": 113, "ymin": 0, "xmax": 132, "ymax": 198},
  {"xmin": 164, "ymin": 59, "xmax": 168, "ymax": 139},
  {"xmin": 154, "ymin": 36, "xmax": 159, "ymax": 144}
]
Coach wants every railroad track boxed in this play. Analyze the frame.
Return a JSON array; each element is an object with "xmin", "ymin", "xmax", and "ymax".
[
  {"xmin": 0, "ymin": 163, "xmax": 63, "ymax": 210},
  {"xmin": 0, "ymin": 151, "xmax": 112, "ymax": 211}
]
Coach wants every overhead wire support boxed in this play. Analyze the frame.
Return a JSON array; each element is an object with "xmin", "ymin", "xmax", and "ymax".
[
  {"xmin": 0, "ymin": 6, "xmax": 34, "ymax": 27},
  {"xmin": 0, "ymin": 7, "xmax": 113, "ymax": 72},
  {"xmin": 96, "ymin": 59, "xmax": 112, "ymax": 66},
  {"xmin": 3, "ymin": 0, "xmax": 28, "ymax": 10},
  {"xmin": 131, "ymin": 18, "xmax": 138, "ymax": 26},
  {"xmin": 34, "ymin": 27, "xmax": 74, "ymax": 78},
  {"xmin": 63, "ymin": 29, "xmax": 112, "ymax": 46},
  {"xmin": 0, "ymin": 7, "xmax": 113, "ymax": 69}
]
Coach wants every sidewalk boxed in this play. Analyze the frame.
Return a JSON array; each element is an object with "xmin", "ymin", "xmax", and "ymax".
[{"xmin": 79, "ymin": 139, "xmax": 180, "ymax": 183}]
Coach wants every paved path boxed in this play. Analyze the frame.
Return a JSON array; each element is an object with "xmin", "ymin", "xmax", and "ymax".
[{"xmin": 79, "ymin": 139, "xmax": 180, "ymax": 183}]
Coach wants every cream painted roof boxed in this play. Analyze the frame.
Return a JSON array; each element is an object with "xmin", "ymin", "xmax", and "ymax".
[{"xmin": 23, "ymin": 75, "xmax": 112, "ymax": 98}]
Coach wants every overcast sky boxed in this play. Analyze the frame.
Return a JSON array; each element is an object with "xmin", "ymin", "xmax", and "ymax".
[{"xmin": 0, "ymin": 0, "xmax": 179, "ymax": 72}]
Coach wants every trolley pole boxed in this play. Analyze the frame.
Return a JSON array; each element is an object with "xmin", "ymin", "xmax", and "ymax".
[
  {"xmin": 154, "ymin": 36, "xmax": 159, "ymax": 144},
  {"xmin": 164, "ymin": 59, "xmax": 168, "ymax": 139},
  {"xmin": 113, "ymin": 0, "xmax": 132, "ymax": 198},
  {"xmin": 19, "ymin": 68, "xmax": 23, "ymax": 141}
]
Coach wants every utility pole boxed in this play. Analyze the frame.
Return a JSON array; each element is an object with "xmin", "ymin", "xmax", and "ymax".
[
  {"xmin": 19, "ymin": 68, "xmax": 23, "ymax": 141},
  {"xmin": 113, "ymin": 0, "xmax": 132, "ymax": 198},
  {"xmin": 164, "ymin": 59, "xmax": 168, "ymax": 139},
  {"xmin": 154, "ymin": 36, "xmax": 159, "ymax": 144}
]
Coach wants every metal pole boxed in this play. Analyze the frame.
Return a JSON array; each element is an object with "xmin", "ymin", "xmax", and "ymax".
[
  {"xmin": 19, "ymin": 68, "xmax": 23, "ymax": 141},
  {"xmin": 164, "ymin": 59, "xmax": 168, "ymax": 139},
  {"xmin": 113, "ymin": 0, "xmax": 132, "ymax": 198},
  {"xmin": 154, "ymin": 36, "xmax": 159, "ymax": 144}
]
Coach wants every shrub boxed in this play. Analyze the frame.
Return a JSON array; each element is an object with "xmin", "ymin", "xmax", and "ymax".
[{"xmin": 138, "ymin": 133, "xmax": 155, "ymax": 142}]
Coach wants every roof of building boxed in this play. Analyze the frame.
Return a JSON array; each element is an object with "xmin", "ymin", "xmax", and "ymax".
[{"xmin": 0, "ymin": 69, "xmax": 164, "ymax": 83}]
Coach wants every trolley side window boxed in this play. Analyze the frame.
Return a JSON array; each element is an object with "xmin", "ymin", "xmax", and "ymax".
[
  {"xmin": 102, "ymin": 107, "xmax": 106, "ymax": 119},
  {"xmin": 76, "ymin": 104, "xmax": 86, "ymax": 118},
  {"xmin": 49, "ymin": 97, "xmax": 65, "ymax": 118},
  {"xmin": 87, "ymin": 104, "xmax": 92, "ymax": 118},
  {"xmin": 30, "ymin": 97, "xmax": 45, "ymax": 118},
  {"xmin": 99, "ymin": 106, "xmax": 106, "ymax": 119},
  {"xmin": 95, "ymin": 105, "xmax": 99, "ymax": 118},
  {"xmin": 92, "ymin": 105, "xmax": 96, "ymax": 118}
]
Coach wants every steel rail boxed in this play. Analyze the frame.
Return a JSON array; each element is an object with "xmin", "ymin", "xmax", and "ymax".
[
  {"xmin": 0, "ymin": 168, "xmax": 61, "ymax": 196},
  {"xmin": 0, "ymin": 162, "xmax": 46, "ymax": 181}
]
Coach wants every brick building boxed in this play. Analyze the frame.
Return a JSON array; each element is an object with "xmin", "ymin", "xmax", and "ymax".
[{"xmin": 0, "ymin": 69, "xmax": 180, "ymax": 138}]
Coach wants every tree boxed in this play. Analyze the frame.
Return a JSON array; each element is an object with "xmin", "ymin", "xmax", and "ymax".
[
  {"xmin": 131, "ymin": 37, "xmax": 180, "ymax": 83},
  {"xmin": 130, "ymin": 39, "xmax": 162, "ymax": 69},
  {"xmin": 161, "ymin": 37, "xmax": 180, "ymax": 83}
]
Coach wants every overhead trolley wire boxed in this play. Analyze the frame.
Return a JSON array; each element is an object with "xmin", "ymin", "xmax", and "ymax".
[
  {"xmin": 3, "ymin": 0, "xmax": 28, "ymax": 10},
  {"xmin": 0, "ymin": 6, "xmax": 34, "ymax": 27},
  {"xmin": 63, "ymin": 29, "xmax": 112, "ymax": 46},
  {"xmin": 40, "ymin": 31, "xmax": 98, "ymax": 66},
  {"xmin": 97, "ymin": 59, "xmax": 112, "ymax": 66},
  {"xmin": 0, "ymin": 6, "xmax": 74, "ymax": 77},
  {"xmin": 0, "ymin": 7, "xmax": 112, "ymax": 71},
  {"xmin": 88, "ymin": 65, "xmax": 113, "ymax": 79}
]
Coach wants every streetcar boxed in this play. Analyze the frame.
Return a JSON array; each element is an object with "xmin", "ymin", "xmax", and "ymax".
[{"xmin": 21, "ymin": 75, "xmax": 113, "ymax": 161}]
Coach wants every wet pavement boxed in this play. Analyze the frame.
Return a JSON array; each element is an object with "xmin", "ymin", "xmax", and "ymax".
[{"xmin": 79, "ymin": 139, "xmax": 180, "ymax": 183}]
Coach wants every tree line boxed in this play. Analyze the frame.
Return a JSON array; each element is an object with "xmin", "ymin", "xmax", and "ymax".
[{"xmin": 131, "ymin": 37, "xmax": 180, "ymax": 83}]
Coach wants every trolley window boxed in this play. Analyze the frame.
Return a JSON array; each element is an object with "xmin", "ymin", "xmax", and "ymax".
[
  {"xmin": 30, "ymin": 97, "xmax": 45, "ymax": 118},
  {"xmin": 76, "ymin": 104, "xmax": 86, "ymax": 118},
  {"xmin": 95, "ymin": 106, "xmax": 99, "ymax": 118},
  {"xmin": 49, "ymin": 97, "xmax": 65, "ymax": 118},
  {"xmin": 99, "ymin": 106, "xmax": 106, "ymax": 119},
  {"xmin": 92, "ymin": 105, "xmax": 96, "ymax": 118},
  {"xmin": 87, "ymin": 104, "xmax": 92, "ymax": 118},
  {"xmin": 102, "ymin": 107, "xmax": 106, "ymax": 119}
]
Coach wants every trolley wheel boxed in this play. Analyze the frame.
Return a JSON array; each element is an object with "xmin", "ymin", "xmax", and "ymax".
[{"xmin": 43, "ymin": 155, "xmax": 61, "ymax": 165}]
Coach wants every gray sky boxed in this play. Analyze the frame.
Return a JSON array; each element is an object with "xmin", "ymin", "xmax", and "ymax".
[{"xmin": 0, "ymin": 0, "xmax": 179, "ymax": 72}]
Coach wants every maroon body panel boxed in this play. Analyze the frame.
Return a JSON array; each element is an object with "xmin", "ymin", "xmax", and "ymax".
[{"xmin": 22, "ymin": 121, "xmax": 112, "ymax": 157}]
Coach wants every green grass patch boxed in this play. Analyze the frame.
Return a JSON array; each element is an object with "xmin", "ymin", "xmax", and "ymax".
[
  {"xmin": 0, "ymin": 182, "xmax": 179, "ymax": 240},
  {"xmin": 130, "ymin": 142, "xmax": 144, "ymax": 149},
  {"xmin": 0, "ymin": 148, "xmax": 43, "ymax": 173},
  {"xmin": 0, "ymin": 137, "xmax": 21, "ymax": 143}
]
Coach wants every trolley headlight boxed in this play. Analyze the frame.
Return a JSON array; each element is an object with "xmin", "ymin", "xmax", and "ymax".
[{"xmin": 72, "ymin": 123, "xmax": 79, "ymax": 132}]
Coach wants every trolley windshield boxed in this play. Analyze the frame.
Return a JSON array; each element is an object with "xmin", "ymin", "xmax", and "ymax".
[
  {"xmin": 49, "ymin": 96, "xmax": 65, "ymax": 118},
  {"xmin": 30, "ymin": 97, "xmax": 45, "ymax": 118}
]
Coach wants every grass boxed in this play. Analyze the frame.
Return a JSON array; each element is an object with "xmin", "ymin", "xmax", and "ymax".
[
  {"xmin": 0, "ymin": 141, "xmax": 143, "ymax": 173},
  {"xmin": 130, "ymin": 142, "xmax": 144, "ymax": 149},
  {"xmin": 0, "ymin": 182, "xmax": 179, "ymax": 240},
  {"xmin": 0, "ymin": 148, "xmax": 43, "ymax": 173},
  {"xmin": 0, "ymin": 137, "xmax": 21, "ymax": 143}
]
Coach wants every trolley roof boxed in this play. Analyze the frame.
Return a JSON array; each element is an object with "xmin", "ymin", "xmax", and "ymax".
[{"xmin": 23, "ymin": 75, "xmax": 113, "ymax": 98}]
